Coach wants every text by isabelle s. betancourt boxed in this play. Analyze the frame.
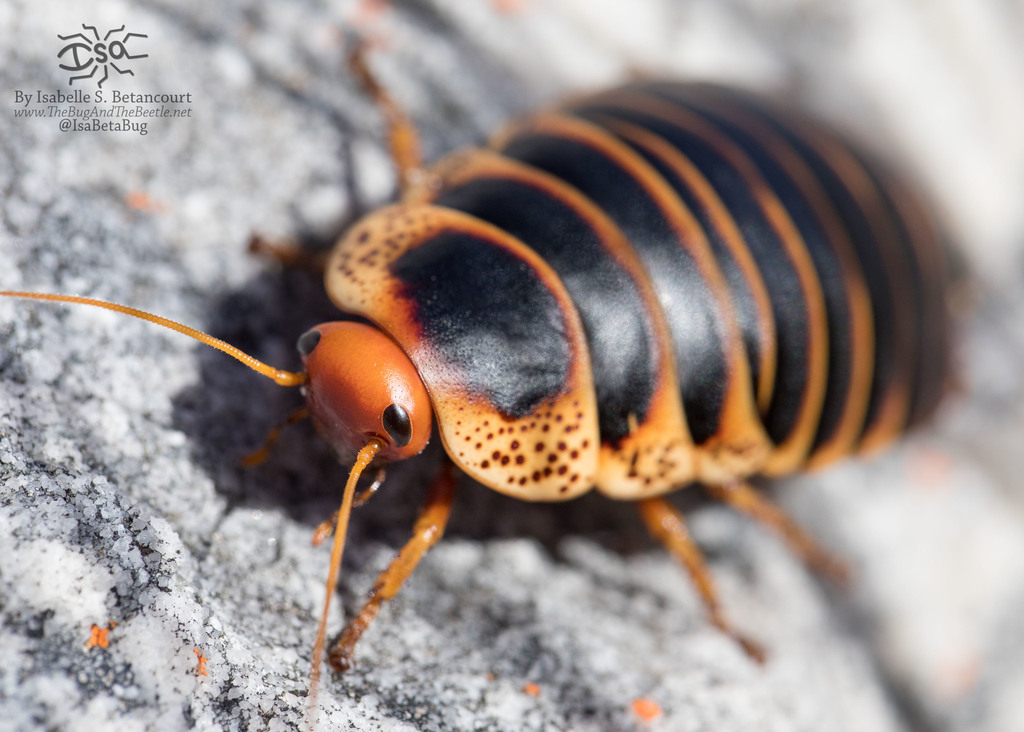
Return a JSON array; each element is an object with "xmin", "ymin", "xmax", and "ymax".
[
  {"xmin": 14, "ymin": 89, "xmax": 193, "ymax": 105},
  {"xmin": 11, "ymin": 89, "xmax": 193, "ymax": 136}
]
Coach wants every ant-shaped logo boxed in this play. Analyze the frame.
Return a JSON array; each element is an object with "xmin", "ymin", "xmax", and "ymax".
[{"xmin": 58, "ymin": 24, "xmax": 148, "ymax": 88}]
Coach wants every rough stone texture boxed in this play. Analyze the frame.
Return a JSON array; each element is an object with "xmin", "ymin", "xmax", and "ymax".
[{"xmin": 2, "ymin": 1, "xmax": 1023, "ymax": 731}]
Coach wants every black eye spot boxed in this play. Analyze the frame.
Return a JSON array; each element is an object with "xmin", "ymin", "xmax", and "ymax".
[
  {"xmin": 297, "ymin": 329, "xmax": 321, "ymax": 358},
  {"xmin": 382, "ymin": 403, "xmax": 412, "ymax": 448}
]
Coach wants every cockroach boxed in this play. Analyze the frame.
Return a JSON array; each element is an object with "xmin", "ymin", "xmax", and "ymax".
[{"xmin": 2, "ymin": 57, "xmax": 950, "ymax": 726}]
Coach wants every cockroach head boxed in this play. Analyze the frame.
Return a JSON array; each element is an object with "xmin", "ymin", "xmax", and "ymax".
[{"xmin": 296, "ymin": 321, "xmax": 432, "ymax": 462}]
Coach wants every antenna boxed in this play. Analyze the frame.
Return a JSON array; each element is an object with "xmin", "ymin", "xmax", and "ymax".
[{"xmin": 0, "ymin": 291, "xmax": 307, "ymax": 387}]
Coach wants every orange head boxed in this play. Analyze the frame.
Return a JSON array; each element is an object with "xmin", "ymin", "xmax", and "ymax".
[{"xmin": 296, "ymin": 321, "xmax": 432, "ymax": 462}]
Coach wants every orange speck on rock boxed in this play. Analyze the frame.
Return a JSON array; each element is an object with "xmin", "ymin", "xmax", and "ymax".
[
  {"xmin": 124, "ymin": 191, "xmax": 167, "ymax": 213},
  {"xmin": 85, "ymin": 623, "xmax": 113, "ymax": 649},
  {"xmin": 909, "ymin": 446, "xmax": 954, "ymax": 490},
  {"xmin": 493, "ymin": 0, "xmax": 526, "ymax": 14},
  {"xmin": 353, "ymin": 0, "xmax": 392, "ymax": 26},
  {"xmin": 632, "ymin": 697, "xmax": 662, "ymax": 722},
  {"xmin": 522, "ymin": 682, "xmax": 541, "ymax": 697},
  {"xmin": 194, "ymin": 648, "xmax": 209, "ymax": 677}
]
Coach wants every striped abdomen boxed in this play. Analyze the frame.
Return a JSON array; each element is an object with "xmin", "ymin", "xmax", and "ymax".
[{"xmin": 325, "ymin": 81, "xmax": 950, "ymax": 501}]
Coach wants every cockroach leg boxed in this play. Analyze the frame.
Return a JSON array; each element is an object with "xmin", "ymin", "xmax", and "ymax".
[
  {"xmin": 241, "ymin": 405, "xmax": 311, "ymax": 467},
  {"xmin": 311, "ymin": 513, "xmax": 337, "ymax": 548},
  {"xmin": 354, "ymin": 467, "xmax": 388, "ymax": 507},
  {"xmin": 346, "ymin": 40, "xmax": 425, "ymax": 192},
  {"xmin": 328, "ymin": 463, "xmax": 457, "ymax": 671},
  {"xmin": 704, "ymin": 482, "xmax": 850, "ymax": 584},
  {"xmin": 247, "ymin": 234, "xmax": 328, "ymax": 272},
  {"xmin": 310, "ymin": 468, "xmax": 388, "ymax": 547},
  {"xmin": 636, "ymin": 496, "xmax": 766, "ymax": 664}
]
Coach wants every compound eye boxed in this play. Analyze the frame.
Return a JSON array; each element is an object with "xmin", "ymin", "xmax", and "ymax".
[
  {"xmin": 382, "ymin": 403, "xmax": 412, "ymax": 448},
  {"xmin": 296, "ymin": 329, "xmax": 322, "ymax": 358}
]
